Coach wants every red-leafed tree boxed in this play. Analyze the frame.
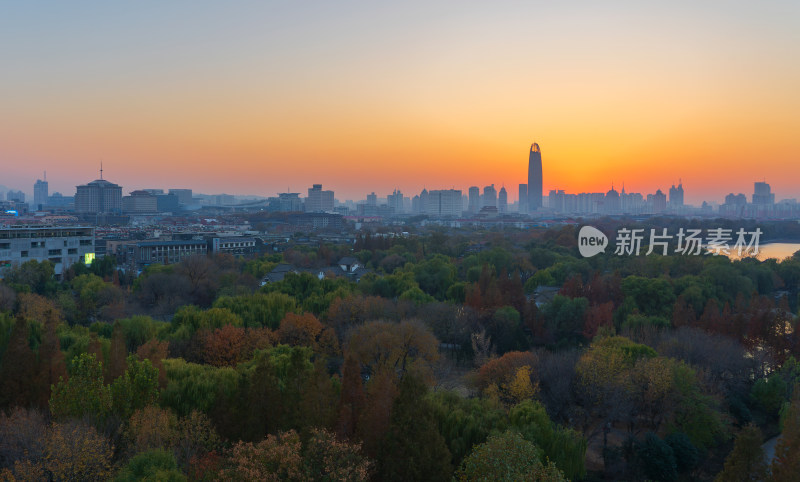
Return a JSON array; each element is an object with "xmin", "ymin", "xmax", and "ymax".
[{"xmin": 583, "ymin": 301, "xmax": 614, "ymax": 340}]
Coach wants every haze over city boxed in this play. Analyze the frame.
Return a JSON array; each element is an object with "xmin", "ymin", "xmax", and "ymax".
[{"xmin": 2, "ymin": 1, "xmax": 799, "ymax": 203}]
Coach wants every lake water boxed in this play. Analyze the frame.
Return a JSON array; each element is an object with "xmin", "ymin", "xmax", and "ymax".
[
  {"xmin": 729, "ymin": 242, "xmax": 800, "ymax": 261},
  {"xmin": 754, "ymin": 243, "xmax": 800, "ymax": 261}
]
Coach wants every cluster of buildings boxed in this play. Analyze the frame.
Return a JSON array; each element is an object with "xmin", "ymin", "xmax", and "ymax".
[
  {"xmin": 4, "ymin": 144, "xmax": 800, "ymax": 227},
  {"xmin": 719, "ymin": 182, "xmax": 800, "ymax": 219}
]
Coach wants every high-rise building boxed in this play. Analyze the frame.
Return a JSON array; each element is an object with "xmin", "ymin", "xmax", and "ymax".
[
  {"xmin": 424, "ymin": 189, "xmax": 462, "ymax": 217},
  {"xmin": 753, "ymin": 182, "xmax": 775, "ymax": 205},
  {"xmin": 498, "ymin": 186, "xmax": 508, "ymax": 213},
  {"xmin": 482, "ymin": 184, "xmax": 497, "ymax": 209},
  {"xmin": 528, "ymin": 143, "xmax": 543, "ymax": 212},
  {"xmin": 387, "ymin": 189, "xmax": 404, "ymax": 214},
  {"xmin": 468, "ymin": 186, "xmax": 480, "ymax": 213},
  {"xmin": 33, "ymin": 176, "xmax": 48, "ymax": 210},
  {"xmin": 518, "ymin": 184, "xmax": 528, "ymax": 214},
  {"xmin": 305, "ymin": 184, "xmax": 334, "ymax": 212},
  {"xmin": 278, "ymin": 192, "xmax": 302, "ymax": 212},
  {"xmin": 669, "ymin": 182, "xmax": 684, "ymax": 208},
  {"xmin": 75, "ymin": 171, "xmax": 122, "ymax": 214},
  {"xmin": 647, "ymin": 189, "xmax": 667, "ymax": 213},
  {"xmin": 605, "ymin": 185, "xmax": 620, "ymax": 214},
  {"xmin": 6, "ymin": 190, "xmax": 25, "ymax": 203}
]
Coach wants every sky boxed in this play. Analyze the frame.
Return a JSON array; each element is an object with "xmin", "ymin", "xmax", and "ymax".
[{"xmin": 1, "ymin": 1, "xmax": 799, "ymax": 204}]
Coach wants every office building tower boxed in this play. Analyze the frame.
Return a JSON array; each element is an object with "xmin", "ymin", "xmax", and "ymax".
[
  {"xmin": 498, "ymin": 186, "xmax": 508, "ymax": 213},
  {"xmin": 6, "ymin": 190, "xmax": 25, "ymax": 203},
  {"xmin": 424, "ymin": 189, "xmax": 462, "ymax": 217},
  {"xmin": 605, "ymin": 184, "xmax": 620, "ymax": 214},
  {"xmin": 669, "ymin": 181, "xmax": 684, "ymax": 208},
  {"xmin": 75, "ymin": 169, "xmax": 122, "ymax": 214},
  {"xmin": 528, "ymin": 143, "xmax": 543, "ymax": 212},
  {"xmin": 34, "ymin": 175, "xmax": 48, "ymax": 210},
  {"xmin": 278, "ymin": 192, "xmax": 302, "ymax": 212},
  {"xmin": 468, "ymin": 186, "xmax": 480, "ymax": 213},
  {"xmin": 305, "ymin": 184, "xmax": 334, "ymax": 212},
  {"xmin": 753, "ymin": 182, "xmax": 775, "ymax": 205},
  {"xmin": 518, "ymin": 184, "xmax": 528, "ymax": 214},
  {"xmin": 482, "ymin": 184, "xmax": 497, "ymax": 209},
  {"xmin": 387, "ymin": 189, "xmax": 404, "ymax": 214}
]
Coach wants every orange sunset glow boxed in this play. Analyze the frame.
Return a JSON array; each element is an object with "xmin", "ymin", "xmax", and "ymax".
[{"xmin": 1, "ymin": 2, "xmax": 799, "ymax": 204}]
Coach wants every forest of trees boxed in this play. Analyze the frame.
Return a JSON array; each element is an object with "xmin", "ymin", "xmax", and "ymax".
[{"xmin": 1, "ymin": 221, "xmax": 800, "ymax": 480}]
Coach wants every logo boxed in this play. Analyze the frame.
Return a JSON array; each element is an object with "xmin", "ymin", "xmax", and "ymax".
[{"xmin": 578, "ymin": 226, "xmax": 608, "ymax": 257}]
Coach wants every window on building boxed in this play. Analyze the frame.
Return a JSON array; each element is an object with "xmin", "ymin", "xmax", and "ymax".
[{"xmin": 21, "ymin": 251, "xmax": 28, "ymax": 258}]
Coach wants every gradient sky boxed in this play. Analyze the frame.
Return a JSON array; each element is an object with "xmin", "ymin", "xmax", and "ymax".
[{"xmin": 1, "ymin": 1, "xmax": 799, "ymax": 204}]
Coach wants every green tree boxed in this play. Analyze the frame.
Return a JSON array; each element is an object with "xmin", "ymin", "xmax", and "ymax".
[
  {"xmin": 635, "ymin": 432, "xmax": 677, "ymax": 482},
  {"xmin": 509, "ymin": 400, "xmax": 586, "ymax": 480},
  {"xmin": 0, "ymin": 315, "xmax": 36, "ymax": 408},
  {"xmin": 115, "ymin": 449, "xmax": 186, "ymax": 482},
  {"xmin": 213, "ymin": 293, "xmax": 297, "ymax": 329},
  {"xmin": 455, "ymin": 430, "xmax": 566, "ymax": 482},
  {"xmin": 378, "ymin": 373, "xmax": 453, "ymax": 482},
  {"xmin": 111, "ymin": 356, "xmax": 160, "ymax": 419},
  {"xmin": 715, "ymin": 424, "xmax": 768, "ymax": 482},
  {"xmin": 771, "ymin": 390, "xmax": 800, "ymax": 481},
  {"xmin": 413, "ymin": 254, "xmax": 456, "ymax": 300},
  {"xmin": 50, "ymin": 353, "xmax": 112, "ymax": 421}
]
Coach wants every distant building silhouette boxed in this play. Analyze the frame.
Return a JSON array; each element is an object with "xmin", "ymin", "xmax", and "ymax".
[
  {"xmin": 122, "ymin": 190, "xmax": 158, "ymax": 213},
  {"xmin": 278, "ymin": 192, "xmax": 302, "ymax": 212},
  {"xmin": 647, "ymin": 189, "xmax": 667, "ymax": 213},
  {"xmin": 425, "ymin": 189, "xmax": 462, "ymax": 217},
  {"xmin": 482, "ymin": 184, "xmax": 497, "ymax": 209},
  {"xmin": 669, "ymin": 181, "xmax": 684, "ymax": 208},
  {"xmin": 604, "ymin": 184, "xmax": 620, "ymax": 214},
  {"xmin": 498, "ymin": 186, "xmax": 508, "ymax": 213},
  {"xmin": 527, "ymin": 143, "xmax": 542, "ymax": 212},
  {"xmin": 33, "ymin": 175, "xmax": 48, "ymax": 211},
  {"xmin": 468, "ymin": 186, "xmax": 480, "ymax": 213},
  {"xmin": 387, "ymin": 189, "xmax": 404, "ymax": 214},
  {"xmin": 168, "ymin": 189, "xmax": 193, "ymax": 206},
  {"xmin": 752, "ymin": 181, "xmax": 775, "ymax": 205},
  {"xmin": 75, "ymin": 170, "xmax": 122, "ymax": 214},
  {"xmin": 518, "ymin": 184, "xmax": 527, "ymax": 214},
  {"xmin": 305, "ymin": 184, "xmax": 334, "ymax": 212},
  {"xmin": 6, "ymin": 190, "xmax": 25, "ymax": 203}
]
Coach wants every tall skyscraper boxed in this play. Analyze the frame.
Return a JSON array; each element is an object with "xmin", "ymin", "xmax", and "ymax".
[
  {"xmin": 669, "ymin": 181, "xmax": 684, "ymax": 208},
  {"xmin": 528, "ymin": 143, "xmax": 542, "ymax": 212},
  {"xmin": 518, "ymin": 184, "xmax": 528, "ymax": 214},
  {"xmin": 468, "ymin": 186, "xmax": 480, "ymax": 213},
  {"xmin": 482, "ymin": 184, "xmax": 497, "ymax": 209},
  {"xmin": 753, "ymin": 182, "xmax": 774, "ymax": 205},
  {"xmin": 34, "ymin": 174, "xmax": 48, "ymax": 210},
  {"xmin": 498, "ymin": 186, "xmax": 508, "ymax": 213}
]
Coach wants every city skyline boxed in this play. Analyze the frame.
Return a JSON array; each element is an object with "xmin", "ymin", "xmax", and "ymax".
[
  {"xmin": 1, "ymin": 162, "xmax": 796, "ymax": 208},
  {"xmin": 2, "ymin": 2, "xmax": 799, "ymax": 202}
]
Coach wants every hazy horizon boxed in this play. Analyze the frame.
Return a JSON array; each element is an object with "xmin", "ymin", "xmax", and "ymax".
[{"xmin": 2, "ymin": 1, "xmax": 798, "ymax": 203}]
